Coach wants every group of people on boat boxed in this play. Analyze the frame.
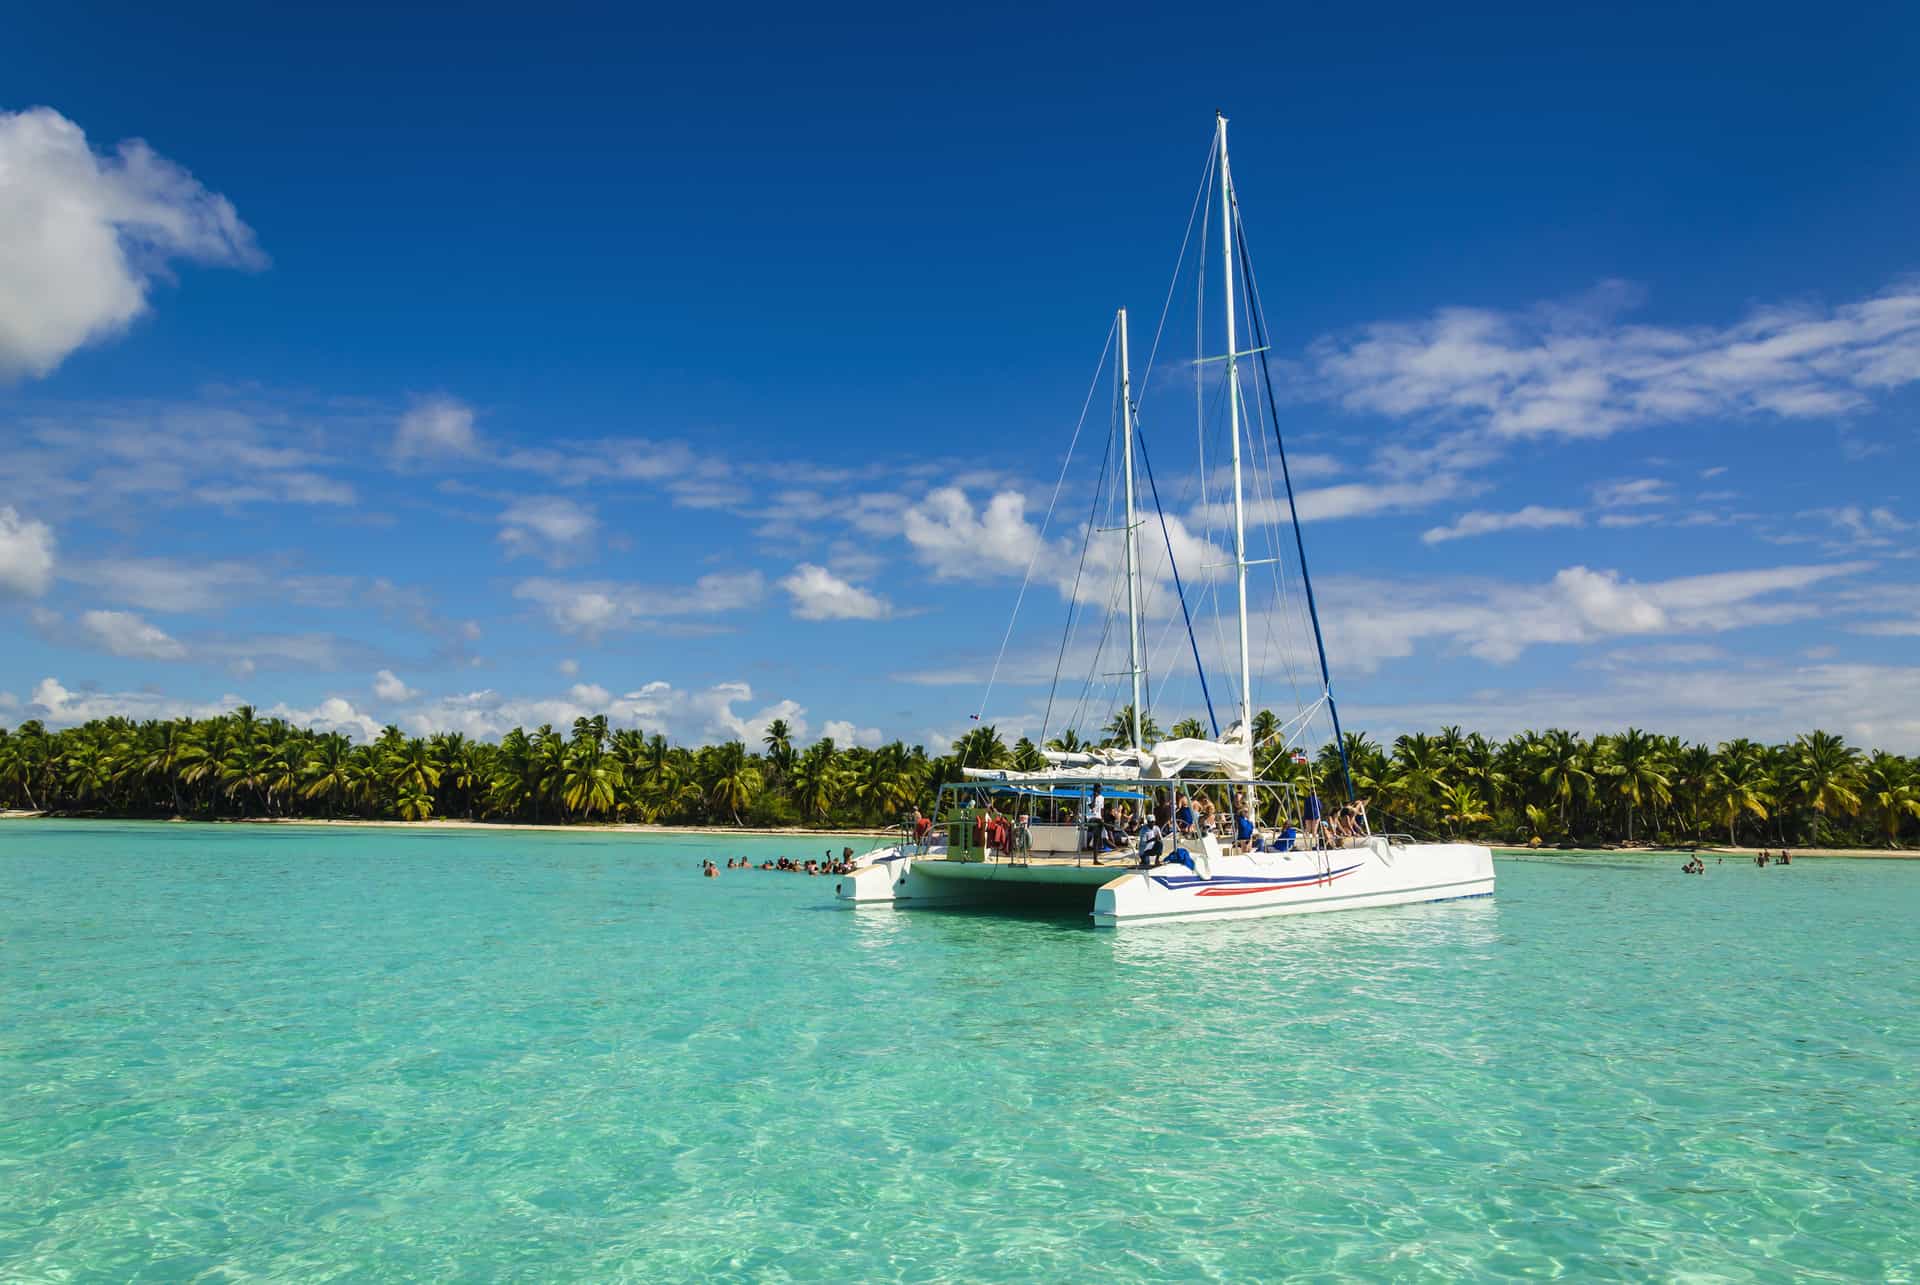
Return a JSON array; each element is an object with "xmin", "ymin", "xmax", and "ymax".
[
  {"xmin": 701, "ymin": 847, "xmax": 859, "ymax": 878},
  {"xmin": 1076, "ymin": 786, "xmax": 1366, "ymax": 859}
]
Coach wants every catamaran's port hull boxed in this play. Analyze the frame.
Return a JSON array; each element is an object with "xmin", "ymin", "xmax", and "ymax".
[{"xmin": 835, "ymin": 842, "xmax": 1495, "ymax": 926}]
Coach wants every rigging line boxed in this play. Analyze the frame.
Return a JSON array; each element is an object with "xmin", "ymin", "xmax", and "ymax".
[
  {"xmin": 1040, "ymin": 394, "xmax": 1118, "ymax": 746},
  {"xmin": 1240, "ymin": 329, "xmax": 1309, "ymax": 716},
  {"xmin": 1134, "ymin": 139, "xmax": 1217, "ymax": 419},
  {"xmin": 987, "ymin": 318, "xmax": 1116, "ymax": 723},
  {"xmin": 1233, "ymin": 203, "xmax": 1354, "ymax": 802},
  {"xmin": 1135, "ymin": 423, "xmax": 1220, "ymax": 738}
]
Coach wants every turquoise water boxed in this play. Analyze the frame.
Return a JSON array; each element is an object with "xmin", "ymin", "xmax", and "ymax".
[{"xmin": 2, "ymin": 823, "xmax": 1915, "ymax": 1281}]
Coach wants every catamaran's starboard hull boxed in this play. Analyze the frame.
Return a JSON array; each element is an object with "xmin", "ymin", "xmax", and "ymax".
[{"xmin": 834, "ymin": 840, "xmax": 1494, "ymax": 926}]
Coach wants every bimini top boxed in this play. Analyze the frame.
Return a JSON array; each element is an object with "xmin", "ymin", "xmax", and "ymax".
[{"xmin": 960, "ymin": 722, "xmax": 1255, "ymax": 785}]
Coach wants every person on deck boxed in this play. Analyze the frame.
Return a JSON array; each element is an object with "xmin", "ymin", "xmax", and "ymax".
[
  {"xmin": 1303, "ymin": 792, "xmax": 1324, "ymax": 845},
  {"xmin": 1174, "ymin": 794, "xmax": 1196, "ymax": 836},
  {"xmin": 1235, "ymin": 807, "xmax": 1256, "ymax": 851},
  {"xmin": 1136, "ymin": 804, "xmax": 1171, "ymax": 868}
]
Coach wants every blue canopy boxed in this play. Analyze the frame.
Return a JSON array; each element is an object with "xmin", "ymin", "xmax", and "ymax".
[{"xmin": 952, "ymin": 783, "xmax": 1147, "ymax": 801}]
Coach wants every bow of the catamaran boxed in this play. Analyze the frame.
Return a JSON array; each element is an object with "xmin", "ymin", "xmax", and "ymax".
[{"xmin": 1089, "ymin": 837, "xmax": 1494, "ymax": 926}]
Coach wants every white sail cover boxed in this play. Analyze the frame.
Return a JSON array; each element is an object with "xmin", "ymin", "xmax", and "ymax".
[
  {"xmin": 966, "ymin": 723, "xmax": 1254, "ymax": 783},
  {"xmin": 1141, "ymin": 721, "xmax": 1253, "ymax": 781}
]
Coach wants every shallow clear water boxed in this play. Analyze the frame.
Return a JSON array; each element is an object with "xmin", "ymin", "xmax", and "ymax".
[{"xmin": 1, "ymin": 822, "xmax": 1914, "ymax": 1281}]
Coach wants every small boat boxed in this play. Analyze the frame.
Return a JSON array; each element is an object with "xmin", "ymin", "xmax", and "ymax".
[{"xmin": 837, "ymin": 115, "xmax": 1494, "ymax": 926}]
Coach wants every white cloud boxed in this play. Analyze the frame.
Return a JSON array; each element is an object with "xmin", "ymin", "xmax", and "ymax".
[
  {"xmin": 1311, "ymin": 277, "xmax": 1920, "ymax": 439},
  {"xmin": 1350, "ymin": 661, "xmax": 1920, "ymax": 755},
  {"xmin": 902, "ymin": 487, "xmax": 1043, "ymax": 581},
  {"xmin": 0, "ymin": 107, "xmax": 265, "ymax": 380},
  {"xmin": 557, "ymin": 657, "xmax": 579, "ymax": 676},
  {"xmin": 80, "ymin": 609, "xmax": 186, "ymax": 659},
  {"xmin": 1807, "ymin": 505, "xmax": 1912, "ymax": 551},
  {"xmin": 513, "ymin": 571, "xmax": 765, "ymax": 637},
  {"xmin": 1591, "ymin": 477, "xmax": 1669, "ymax": 508},
  {"xmin": 397, "ymin": 678, "xmax": 806, "ymax": 746},
  {"xmin": 1319, "ymin": 560, "xmax": 1871, "ymax": 671},
  {"xmin": 779, "ymin": 563, "xmax": 893, "ymax": 620},
  {"xmin": 393, "ymin": 396, "xmax": 479, "ymax": 463},
  {"xmin": 263, "ymin": 696, "xmax": 383, "ymax": 743},
  {"xmin": 1421, "ymin": 506, "xmax": 1584, "ymax": 544},
  {"xmin": 0, "ymin": 506, "xmax": 56, "ymax": 596},
  {"xmin": 1700, "ymin": 465, "xmax": 1729, "ymax": 479},
  {"xmin": 26, "ymin": 676, "xmax": 240, "ymax": 727},
  {"xmin": 823, "ymin": 719, "xmax": 884, "ymax": 747},
  {"xmin": 64, "ymin": 558, "xmax": 265, "ymax": 611},
  {"xmin": 11, "ymin": 401, "xmax": 357, "ymax": 514},
  {"xmin": 372, "ymin": 668, "xmax": 417, "ymax": 702},
  {"xmin": 498, "ymin": 495, "xmax": 597, "ymax": 564}
]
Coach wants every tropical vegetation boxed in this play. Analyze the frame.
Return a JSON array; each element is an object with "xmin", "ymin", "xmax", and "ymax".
[{"xmin": 1, "ymin": 710, "xmax": 1916, "ymax": 848}]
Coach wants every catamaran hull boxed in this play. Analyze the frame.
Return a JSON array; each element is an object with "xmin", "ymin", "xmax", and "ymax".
[
  {"xmin": 1091, "ymin": 840, "xmax": 1493, "ymax": 926},
  {"xmin": 835, "ymin": 840, "xmax": 1494, "ymax": 925}
]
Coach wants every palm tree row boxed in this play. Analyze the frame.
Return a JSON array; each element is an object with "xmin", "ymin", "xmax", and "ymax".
[
  {"xmin": 0, "ymin": 710, "xmax": 932, "ymax": 830},
  {"xmin": 3, "ymin": 709, "xmax": 1916, "ymax": 847}
]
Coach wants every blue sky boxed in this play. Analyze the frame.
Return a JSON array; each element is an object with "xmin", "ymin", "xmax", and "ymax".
[{"xmin": 2, "ymin": 1, "xmax": 1917, "ymax": 751}]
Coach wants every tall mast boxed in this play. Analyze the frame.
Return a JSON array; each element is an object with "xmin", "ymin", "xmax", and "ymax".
[
  {"xmin": 1218, "ymin": 112, "xmax": 1253, "ymax": 741},
  {"xmin": 1118, "ymin": 307, "xmax": 1145, "ymax": 752}
]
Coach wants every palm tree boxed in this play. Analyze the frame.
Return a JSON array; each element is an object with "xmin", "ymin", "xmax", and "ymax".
[
  {"xmin": 1251, "ymin": 709, "xmax": 1279, "ymax": 749},
  {"xmin": 1011, "ymin": 736, "xmax": 1046, "ymax": 772},
  {"xmin": 1707, "ymin": 744, "xmax": 1772, "ymax": 847},
  {"xmin": 1860, "ymin": 752, "xmax": 1920, "ymax": 848},
  {"xmin": 1169, "ymin": 717, "xmax": 1208, "ymax": 740},
  {"xmin": 1787, "ymin": 731, "xmax": 1863, "ymax": 843},
  {"xmin": 1533, "ymin": 729, "xmax": 1592, "ymax": 831},
  {"xmin": 1608, "ymin": 728, "xmax": 1671, "ymax": 845},
  {"xmin": 301, "ymin": 734, "xmax": 358, "ymax": 818},
  {"xmin": 1044, "ymin": 729, "xmax": 1085, "ymax": 753},
  {"xmin": 790, "ymin": 740, "xmax": 843, "ymax": 821},
  {"xmin": 1438, "ymin": 782, "xmax": 1492, "ymax": 838},
  {"xmin": 705, "ymin": 741, "xmax": 763, "ymax": 825},
  {"xmin": 953, "ymin": 725, "xmax": 1010, "ymax": 769},
  {"xmin": 762, "ymin": 719, "xmax": 795, "ymax": 780},
  {"xmin": 1100, "ymin": 705, "xmax": 1162, "ymax": 748},
  {"xmin": 561, "ymin": 744, "xmax": 621, "ymax": 820}
]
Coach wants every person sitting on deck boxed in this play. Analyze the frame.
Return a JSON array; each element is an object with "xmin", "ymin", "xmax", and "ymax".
[{"xmin": 1136, "ymin": 803, "xmax": 1172, "ymax": 868}]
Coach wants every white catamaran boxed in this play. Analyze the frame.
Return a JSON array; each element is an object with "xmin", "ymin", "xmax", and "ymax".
[{"xmin": 836, "ymin": 116, "xmax": 1494, "ymax": 926}]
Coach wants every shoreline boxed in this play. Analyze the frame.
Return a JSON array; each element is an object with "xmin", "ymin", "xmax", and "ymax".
[
  {"xmin": 0, "ymin": 812, "xmax": 892, "ymax": 838},
  {"xmin": 4, "ymin": 812, "xmax": 1911, "ymax": 854},
  {"xmin": 1494, "ymin": 844, "xmax": 1919, "ymax": 860}
]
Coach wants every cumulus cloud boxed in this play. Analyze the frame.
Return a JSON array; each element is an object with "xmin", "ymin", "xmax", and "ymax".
[
  {"xmin": 26, "ymin": 676, "xmax": 239, "ymax": 726},
  {"xmin": 397, "ymin": 678, "xmax": 806, "ymax": 746},
  {"xmin": 262, "ymin": 696, "xmax": 383, "ymax": 743},
  {"xmin": 372, "ymin": 668, "xmax": 417, "ymax": 702},
  {"xmin": 0, "ymin": 506, "xmax": 56, "ymax": 596},
  {"xmin": 823, "ymin": 719, "xmax": 884, "ymax": 747},
  {"xmin": 80, "ymin": 609, "xmax": 186, "ymax": 659},
  {"xmin": 1422, "ymin": 506, "xmax": 1584, "ymax": 544},
  {"xmin": 1350, "ymin": 661, "xmax": 1920, "ymax": 755},
  {"xmin": 513, "ymin": 571, "xmax": 764, "ymax": 637},
  {"xmin": 902, "ymin": 487, "xmax": 1043, "ymax": 581},
  {"xmin": 1320, "ymin": 560, "xmax": 1873, "ymax": 670},
  {"xmin": 0, "ymin": 107, "xmax": 265, "ymax": 379},
  {"xmin": 1310, "ymin": 277, "xmax": 1920, "ymax": 439},
  {"xmin": 393, "ymin": 396, "xmax": 479, "ymax": 463},
  {"xmin": 498, "ymin": 495, "xmax": 597, "ymax": 564},
  {"xmin": 779, "ymin": 563, "xmax": 893, "ymax": 620}
]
